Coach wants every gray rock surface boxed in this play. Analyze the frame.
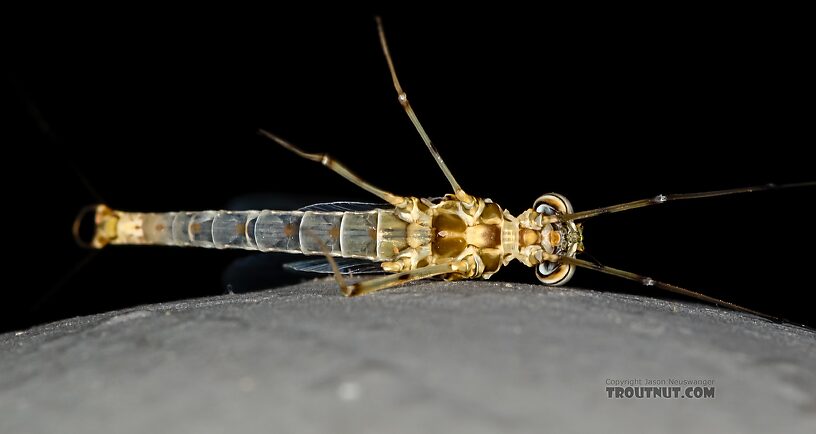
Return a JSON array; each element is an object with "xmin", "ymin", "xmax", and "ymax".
[{"xmin": 2, "ymin": 280, "xmax": 815, "ymax": 433}]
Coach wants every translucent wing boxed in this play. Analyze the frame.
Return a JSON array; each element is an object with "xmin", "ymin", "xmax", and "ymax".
[
  {"xmin": 298, "ymin": 201, "xmax": 389, "ymax": 212},
  {"xmin": 283, "ymin": 258, "xmax": 385, "ymax": 275},
  {"xmin": 222, "ymin": 255, "xmax": 384, "ymax": 295},
  {"xmin": 222, "ymin": 253, "xmax": 304, "ymax": 294}
]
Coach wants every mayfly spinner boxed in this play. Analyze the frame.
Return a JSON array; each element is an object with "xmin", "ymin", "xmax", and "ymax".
[{"xmin": 75, "ymin": 18, "xmax": 812, "ymax": 320}]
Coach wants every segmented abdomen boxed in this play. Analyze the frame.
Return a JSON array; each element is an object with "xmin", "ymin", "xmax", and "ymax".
[{"xmin": 113, "ymin": 209, "xmax": 407, "ymax": 262}]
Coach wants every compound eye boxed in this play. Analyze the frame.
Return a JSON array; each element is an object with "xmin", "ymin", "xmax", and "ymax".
[
  {"xmin": 534, "ymin": 193, "xmax": 573, "ymax": 216},
  {"xmin": 535, "ymin": 261, "xmax": 575, "ymax": 286}
]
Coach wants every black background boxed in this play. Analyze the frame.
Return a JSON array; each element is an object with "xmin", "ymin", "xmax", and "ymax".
[{"xmin": 5, "ymin": 12, "xmax": 814, "ymax": 332}]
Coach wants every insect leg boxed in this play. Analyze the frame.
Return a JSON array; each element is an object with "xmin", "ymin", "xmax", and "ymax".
[
  {"xmin": 375, "ymin": 17, "xmax": 476, "ymax": 207},
  {"xmin": 549, "ymin": 254, "xmax": 778, "ymax": 321},
  {"xmin": 259, "ymin": 129, "xmax": 407, "ymax": 207},
  {"xmin": 337, "ymin": 260, "xmax": 469, "ymax": 297},
  {"xmin": 550, "ymin": 181, "xmax": 816, "ymax": 223}
]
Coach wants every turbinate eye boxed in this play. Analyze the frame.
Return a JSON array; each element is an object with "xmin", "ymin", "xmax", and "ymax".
[
  {"xmin": 535, "ymin": 261, "xmax": 575, "ymax": 286},
  {"xmin": 534, "ymin": 193, "xmax": 573, "ymax": 216},
  {"xmin": 533, "ymin": 193, "xmax": 576, "ymax": 285}
]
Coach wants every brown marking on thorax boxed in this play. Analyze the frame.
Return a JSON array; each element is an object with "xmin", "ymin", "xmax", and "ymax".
[
  {"xmin": 429, "ymin": 200, "xmax": 505, "ymax": 268},
  {"xmin": 431, "ymin": 210, "xmax": 467, "ymax": 259},
  {"xmin": 465, "ymin": 224, "xmax": 501, "ymax": 248}
]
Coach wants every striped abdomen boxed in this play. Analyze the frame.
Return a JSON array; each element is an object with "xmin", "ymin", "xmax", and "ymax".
[{"xmin": 103, "ymin": 208, "xmax": 409, "ymax": 262}]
